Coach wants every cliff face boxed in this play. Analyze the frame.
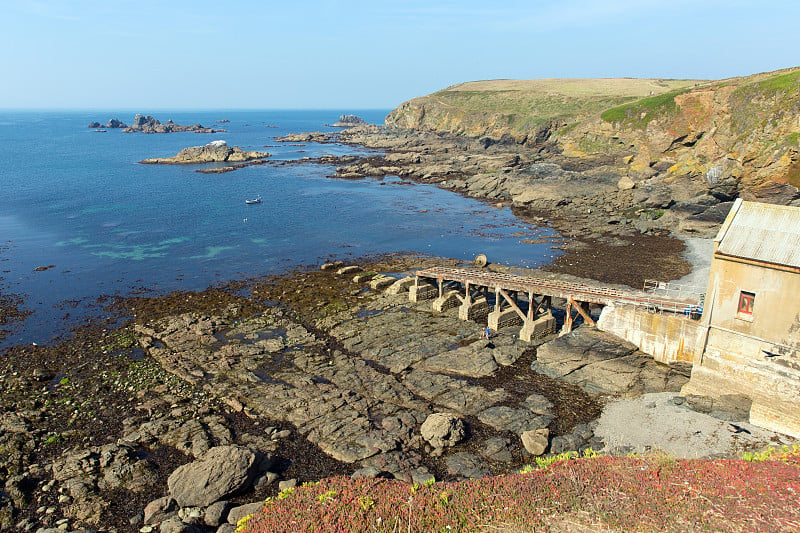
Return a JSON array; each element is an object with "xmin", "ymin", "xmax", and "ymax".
[{"xmin": 386, "ymin": 69, "xmax": 800, "ymax": 204}]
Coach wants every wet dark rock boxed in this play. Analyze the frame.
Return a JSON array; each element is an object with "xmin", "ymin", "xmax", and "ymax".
[
  {"xmin": 446, "ymin": 452, "xmax": 492, "ymax": 479},
  {"xmin": 159, "ymin": 516, "xmax": 201, "ymax": 533},
  {"xmin": 143, "ymin": 496, "xmax": 178, "ymax": 525},
  {"xmin": 549, "ymin": 423, "xmax": 596, "ymax": 454},
  {"xmin": 477, "ymin": 406, "xmax": 551, "ymax": 435},
  {"xmin": 204, "ymin": 500, "xmax": 231, "ymax": 527},
  {"xmin": 480, "ymin": 437, "xmax": 514, "ymax": 463}
]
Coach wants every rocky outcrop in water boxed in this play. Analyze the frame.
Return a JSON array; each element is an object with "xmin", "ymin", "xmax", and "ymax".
[
  {"xmin": 123, "ymin": 114, "xmax": 225, "ymax": 134},
  {"xmin": 275, "ymin": 132, "xmax": 332, "ymax": 143},
  {"xmin": 332, "ymin": 114, "xmax": 367, "ymax": 127},
  {"xmin": 88, "ymin": 118, "xmax": 127, "ymax": 129},
  {"xmin": 139, "ymin": 140, "xmax": 270, "ymax": 165}
]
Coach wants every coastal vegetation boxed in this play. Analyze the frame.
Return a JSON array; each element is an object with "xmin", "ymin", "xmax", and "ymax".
[
  {"xmin": 240, "ymin": 446, "xmax": 800, "ymax": 532},
  {"xmin": 599, "ymin": 87, "xmax": 692, "ymax": 127}
]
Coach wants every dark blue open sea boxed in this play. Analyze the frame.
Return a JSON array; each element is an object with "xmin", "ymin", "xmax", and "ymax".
[{"xmin": 0, "ymin": 110, "xmax": 562, "ymax": 346}]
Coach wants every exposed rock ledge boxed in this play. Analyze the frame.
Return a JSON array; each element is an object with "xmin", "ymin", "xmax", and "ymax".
[{"xmin": 139, "ymin": 140, "xmax": 270, "ymax": 165}]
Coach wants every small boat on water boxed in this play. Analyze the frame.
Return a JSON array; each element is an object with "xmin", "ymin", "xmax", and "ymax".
[
  {"xmin": 245, "ymin": 195, "xmax": 262, "ymax": 205},
  {"xmin": 94, "ymin": 129, "xmax": 107, "ymax": 132}
]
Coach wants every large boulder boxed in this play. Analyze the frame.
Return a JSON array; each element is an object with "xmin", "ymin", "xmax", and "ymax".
[
  {"xmin": 167, "ymin": 445, "xmax": 258, "ymax": 508},
  {"xmin": 521, "ymin": 428, "xmax": 550, "ymax": 456},
  {"xmin": 420, "ymin": 413, "xmax": 467, "ymax": 449}
]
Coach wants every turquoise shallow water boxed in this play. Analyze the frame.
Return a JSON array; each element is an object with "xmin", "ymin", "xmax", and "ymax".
[{"xmin": 0, "ymin": 110, "xmax": 562, "ymax": 346}]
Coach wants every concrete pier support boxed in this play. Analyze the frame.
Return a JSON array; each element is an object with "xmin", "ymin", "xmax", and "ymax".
[
  {"xmin": 409, "ymin": 282, "xmax": 437, "ymax": 302},
  {"xmin": 520, "ymin": 311, "xmax": 557, "ymax": 341},
  {"xmin": 386, "ymin": 276, "xmax": 415, "ymax": 295},
  {"xmin": 458, "ymin": 296, "xmax": 490, "ymax": 321},
  {"xmin": 488, "ymin": 308, "xmax": 524, "ymax": 330},
  {"xmin": 369, "ymin": 276, "xmax": 396, "ymax": 291},
  {"xmin": 432, "ymin": 290, "xmax": 462, "ymax": 313}
]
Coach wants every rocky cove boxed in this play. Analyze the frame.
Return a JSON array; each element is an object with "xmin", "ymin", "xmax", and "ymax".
[
  {"xmin": 2, "ymin": 103, "xmax": 797, "ymax": 532},
  {"xmin": 0, "ymin": 249, "xmax": 788, "ymax": 533}
]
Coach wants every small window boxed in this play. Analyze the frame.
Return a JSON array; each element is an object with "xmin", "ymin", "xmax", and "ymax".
[{"xmin": 738, "ymin": 291, "xmax": 755, "ymax": 315}]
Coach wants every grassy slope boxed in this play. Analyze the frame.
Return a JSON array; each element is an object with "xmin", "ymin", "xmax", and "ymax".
[
  {"xmin": 388, "ymin": 67, "xmax": 800, "ymax": 188},
  {"xmin": 240, "ymin": 447, "xmax": 800, "ymax": 532},
  {"xmin": 442, "ymin": 78, "xmax": 703, "ymax": 120},
  {"xmin": 387, "ymin": 77, "xmax": 704, "ymax": 136},
  {"xmin": 600, "ymin": 67, "xmax": 800, "ymax": 128},
  {"xmin": 389, "ymin": 68, "xmax": 800, "ymax": 141}
]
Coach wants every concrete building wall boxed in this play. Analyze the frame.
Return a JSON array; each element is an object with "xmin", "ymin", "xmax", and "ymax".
[
  {"xmin": 703, "ymin": 253, "xmax": 800, "ymax": 350},
  {"xmin": 598, "ymin": 305, "xmax": 703, "ymax": 364},
  {"xmin": 681, "ymin": 251, "xmax": 800, "ymax": 437},
  {"xmin": 682, "ymin": 326, "xmax": 800, "ymax": 437}
]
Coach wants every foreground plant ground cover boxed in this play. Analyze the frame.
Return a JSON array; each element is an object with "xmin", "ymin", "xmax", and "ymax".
[{"xmin": 241, "ymin": 448, "xmax": 800, "ymax": 532}]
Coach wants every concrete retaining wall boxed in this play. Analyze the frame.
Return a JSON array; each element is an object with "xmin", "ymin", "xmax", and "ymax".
[{"xmin": 597, "ymin": 304, "xmax": 703, "ymax": 364}]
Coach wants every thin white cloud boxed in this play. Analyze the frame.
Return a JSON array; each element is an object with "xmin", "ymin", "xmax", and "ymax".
[
  {"xmin": 12, "ymin": 0, "xmax": 81, "ymax": 21},
  {"xmin": 365, "ymin": 0, "xmax": 718, "ymax": 33}
]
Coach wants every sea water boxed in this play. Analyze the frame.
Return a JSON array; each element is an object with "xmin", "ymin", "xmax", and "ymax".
[{"xmin": 0, "ymin": 110, "xmax": 562, "ymax": 346}]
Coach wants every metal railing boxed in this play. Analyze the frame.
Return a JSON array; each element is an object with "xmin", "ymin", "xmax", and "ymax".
[{"xmin": 643, "ymin": 280, "xmax": 704, "ymax": 309}]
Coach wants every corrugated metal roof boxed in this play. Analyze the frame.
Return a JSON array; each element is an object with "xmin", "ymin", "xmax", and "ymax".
[{"xmin": 716, "ymin": 199, "xmax": 800, "ymax": 268}]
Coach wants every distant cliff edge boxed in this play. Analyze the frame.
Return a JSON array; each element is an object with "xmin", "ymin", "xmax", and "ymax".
[{"xmin": 385, "ymin": 68, "xmax": 800, "ymax": 204}]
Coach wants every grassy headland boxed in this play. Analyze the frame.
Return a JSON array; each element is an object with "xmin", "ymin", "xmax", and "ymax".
[{"xmin": 386, "ymin": 67, "xmax": 800, "ymax": 196}]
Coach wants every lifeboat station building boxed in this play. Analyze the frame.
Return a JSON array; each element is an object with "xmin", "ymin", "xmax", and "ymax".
[{"xmin": 681, "ymin": 199, "xmax": 800, "ymax": 437}]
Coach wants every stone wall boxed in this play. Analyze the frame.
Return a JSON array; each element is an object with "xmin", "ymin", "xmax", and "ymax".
[
  {"xmin": 681, "ymin": 327, "xmax": 800, "ymax": 438},
  {"xmin": 597, "ymin": 304, "xmax": 703, "ymax": 364}
]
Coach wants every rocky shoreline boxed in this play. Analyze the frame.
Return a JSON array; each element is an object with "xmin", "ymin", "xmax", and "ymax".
[
  {"xmin": 276, "ymin": 123, "xmax": 705, "ymax": 288},
  {"xmin": 306, "ymin": 124, "xmax": 741, "ymax": 242},
  {"xmin": 2, "ymin": 121, "xmax": 793, "ymax": 533},
  {"xmin": 1, "ymin": 250, "xmax": 790, "ymax": 533}
]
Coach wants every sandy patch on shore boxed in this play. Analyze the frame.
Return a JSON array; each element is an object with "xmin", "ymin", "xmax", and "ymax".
[
  {"xmin": 672, "ymin": 237, "xmax": 713, "ymax": 291},
  {"xmin": 595, "ymin": 392, "xmax": 795, "ymax": 459}
]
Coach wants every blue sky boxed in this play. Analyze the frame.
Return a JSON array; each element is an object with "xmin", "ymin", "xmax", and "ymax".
[{"xmin": 2, "ymin": 0, "xmax": 798, "ymax": 110}]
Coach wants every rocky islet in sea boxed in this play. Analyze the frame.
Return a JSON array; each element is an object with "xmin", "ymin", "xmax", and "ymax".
[
  {"xmin": 88, "ymin": 114, "xmax": 226, "ymax": 134},
  {"xmin": 138, "ymin": 140, "xmax": 270, "ymax": 170}
]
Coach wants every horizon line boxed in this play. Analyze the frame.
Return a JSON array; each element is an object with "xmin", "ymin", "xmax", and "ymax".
[{"xmin": 0, "ymin": 107, "xmax": 394, "ymax": 112}]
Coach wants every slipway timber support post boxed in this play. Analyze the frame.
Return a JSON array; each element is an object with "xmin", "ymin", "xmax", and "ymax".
[{"xmin": 560, "ymin": 297, "xmax": 596, "ymax": 335}]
